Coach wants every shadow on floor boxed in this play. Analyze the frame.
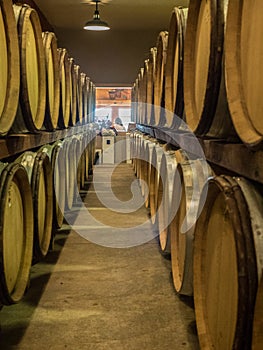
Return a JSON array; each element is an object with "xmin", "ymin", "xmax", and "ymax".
[{"xmin": 0, "ymin": 227, "xmax": 71, "ymax": 349}]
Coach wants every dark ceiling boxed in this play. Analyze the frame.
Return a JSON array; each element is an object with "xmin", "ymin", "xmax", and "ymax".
[{"xmin": 33, "ymin": 0, "xmax": 189, "ymax": 86}]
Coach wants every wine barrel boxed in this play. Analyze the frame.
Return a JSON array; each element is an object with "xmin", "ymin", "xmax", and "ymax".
[
  {"xmin": 165, "ymin": 7, "xmax": 188, "ymax": 127},
  {"xmin": 68, "ymin": 58, "xmax": 77, "ymax": 126},
  {"xmin": 81, "ymin": 73, "xmax": 89, "ymax": 125},
  {"xmin": 16, "ymin": 150, "xmax": 53, "ymax": 261},
  {"xmin": 225, "ymin": 0, "xmax": 263, "ymax": 148},
  {"xmin": 144, "ymin": 138, "xmax": 157, "ymax": 208},
  {"xmin": 130, "ymin": 132, "xmax": 136, "ymax": 168},
  {"xmin": 88, "ymin": 81, "xmax": 96, "ymax": 123},
  {"xmin": 88, "ymin": 131, "xmax": 96, "ymax": 174},
  {"xmin": 252, "ymin": 271, "xmax": 263, "ymax": 350},
  {"xmin": 42, "ymin": 32, "xmax": 59, "ymax": 130},
  {"xmin": 131, "ymin": 132, "xmax": 139, "ymax": 171},
  {"xmin": 51, "ymin": 141, "xmax": 66, "ymax": 229},
  {"xmin": 57, "ymin": 48, "xmax": 70, "ymax": 129},
  {"xmin": 0, "ymin": 0, "xmax": 20, "ymax": 135},
  {"xmin": 85, "ymin": 77, "xmax": 90, "ymax": 124},
  {"xmin": 134, "ymin": 133, "xmax": 141, "ymax": 176},
  {"xmin": 153, "ymin": 31, "xmax": 168, "ymax": 126},
  {"xmin": 137, "ymin": 68, "xmax": 145, "ymax": 125},
  {"xmin": 64, "ymin": 137, "xmax": 76, "ymax": 210},
  {"xmin": 75, "ymin": 134, "xmax": 86, "ymax": 191},
  {"xmin": 140, "ymin": 59, "xmax": 149, "ymax": 125},
  {"xmin": 134, "ymin": 72, "xmax": 140, "ymax": 125},
  {"xmin": 41, "ymin": 142, "xmax": 65, "ymax": 229},
  {"xmin": 146, "ymin": 47, "xmax": 157, "ymax": 126},
  {"xmin": 83, "ymin": 131, "xmax": 89, "ymax": 179},
  {"xmin": 84, "ymin": 131, "xmax": 91, "ymax": 181},
  {"xmin": 12, "ymin": 4, "xmax": 46, "ymax": 133},
  {"xmin": 135, "ymin": 133, "xmax": 144, "ymax": 178},
  {"xmin": 133, "ymin": 132, "xmax": 140, "ymax": 177},
  {"xmin": 0, "ymin": 162, "xmax": 33, "ymax": 305},
  {"xmin": 183, "ymin": 0, "xmax": 237, "ymax": 139},
  {"xmin": 132, "ymin": 79, "xmax": 139, "ymax": 124},
  {"xmin": 131, "ymin": 83, "xmax": 136, "ymax": 123},
  {"xmin": 170, "ymin": 159, "xmax": 212, "ymax": 295},
  {"xmin": 138, "ymin": 136, "xmax": 152, "ymax": 197},
  {"xmin": 74, "ymin": 64, "xmax": 83, "ymax": 125},
  {"xmin": 194, "ymin": 175, "xmax": 263, "ymax": 349},
  {"xmin": 157, "ymin": 150, "xmax": 180, "ymax": 255},
  {"xmin": 132, "ymin": 132, "xmax": 139, "ymax": 170},
  {"xmin": 149, "ymin": 142, "xmax": 166, "ymax": 224}
]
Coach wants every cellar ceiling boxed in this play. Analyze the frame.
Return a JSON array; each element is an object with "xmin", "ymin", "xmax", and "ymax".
[{"xmin": 33, "ymin": 0, "xmax": 189, "ymax": 86}]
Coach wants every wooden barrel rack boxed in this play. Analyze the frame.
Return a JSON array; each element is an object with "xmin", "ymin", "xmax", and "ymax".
[
  {"xmin": 0, "ymin": 0, "xmax": 97, "ymax": 310},
  {"xmin": 131, "ymin": 2, "xmax": 263, "ymax": 349}
]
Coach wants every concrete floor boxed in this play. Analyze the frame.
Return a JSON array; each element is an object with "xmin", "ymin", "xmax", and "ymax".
[{"xmin": 0, "ymin": 163, "xmax": 199, "ymax": 350}]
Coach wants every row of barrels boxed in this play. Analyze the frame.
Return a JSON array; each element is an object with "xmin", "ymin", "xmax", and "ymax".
[
  {"xmin": 0, "ymin": 0, "xmax": 96, "ymax": 135},
  {"xmin": 132, "ymin": 0, "xmax": 263, "ymax": 149},
  {"xmin": 131, "ymin": 131, "xmax": 263, "ymax": 350},
  {"xmin": 0, "ymin": 128, "xmax": 96, "ymax": 306}
]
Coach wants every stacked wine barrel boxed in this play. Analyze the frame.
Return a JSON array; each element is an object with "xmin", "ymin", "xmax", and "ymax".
[
  {"xmin": 131, "ymin": 1, "xmax": 263, "ymax": 349},
  {"xmin": 0, "ymin": 0, "xmax": 96, "ymax": 135},
  {"xmin": 0, "ymin": 0, "xmax": 97, "ymax": 308}
]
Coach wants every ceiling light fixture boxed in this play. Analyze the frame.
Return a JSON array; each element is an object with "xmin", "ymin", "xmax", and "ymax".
[{"xmin": 84, "ymin": 0, "xmax": 110, "ymax": 31}]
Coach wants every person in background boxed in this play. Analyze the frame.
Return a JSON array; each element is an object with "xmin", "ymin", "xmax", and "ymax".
[
  {"xmin": 113, "ymin": 117, "xmax": 126, "ymax": 132},
  {"xmin": 114, "ymin": 117, "xmax": 123, "ymax": 125}
]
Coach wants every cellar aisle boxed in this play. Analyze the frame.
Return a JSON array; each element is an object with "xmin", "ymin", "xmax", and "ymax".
[{"xmin": 0, "ymin": 164, "xmax": 199, "ymax": 350}]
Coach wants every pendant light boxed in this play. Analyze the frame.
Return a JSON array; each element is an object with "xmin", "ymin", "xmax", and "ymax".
[{"xmin": 84, "ymin": 0, "xmax": 110, "ymax": 31}]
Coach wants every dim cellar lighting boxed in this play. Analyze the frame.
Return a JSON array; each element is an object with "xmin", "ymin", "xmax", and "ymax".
[{"xmin": 84, "ymin": 0, "xmax": 110, "ymax": 31}]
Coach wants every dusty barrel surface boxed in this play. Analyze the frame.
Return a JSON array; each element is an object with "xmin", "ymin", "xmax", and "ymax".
[
  {"xmin": 183, "ymin": 0, "xmax": 236, "ymax": 139},
  {"xmin": 170, "ymin": 159, "xmax": 212, "ymax": 295},
  {"xmin": 154, "ymin": 31, "xmax": 168, "ymax": 127},
  {"xmin": 0, "ymin": 0, "xmax": 20, "ymax": 135},
  {"xmin": 225, "ymin": 0, "xmax": 263, "ymax": 148},
  {"xmin": 12, "ymin": 4, "xmax": 46, "ymax": 133},
  {"xmin": 193, "ymin": 175, "xmax": 263, "ymax": 349},
  {"xmin": 16, "ymin": 150, "xmax": 53, "ymax": 261},
  {"xmin": 165, "ymin": 7, "xmax": 188, "ymax": 127},
  {"xmin": 57, "ymin": 48, "xmax": 70, "ymax": 129},
  {"xmin": 42, "ymin": 31, "xmax": 60, "ymax": 131},
  {"xmin": 0, "ymin": 162, "xmax": 33, "ymax": 305}
]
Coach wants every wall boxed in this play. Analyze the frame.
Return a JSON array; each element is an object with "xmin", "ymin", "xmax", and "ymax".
[{"xmin": 55, "ymin": 28, "xmax": 162, "ymax": 86}]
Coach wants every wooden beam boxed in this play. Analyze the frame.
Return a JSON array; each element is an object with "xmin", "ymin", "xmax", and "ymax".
[
  {"xmin": 0, "ymin": 126, "xmax": 91, "ymax": 160},
  {"xmin": 136, "ymin": 124, "xmax": 263, "ymax": 185}
]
